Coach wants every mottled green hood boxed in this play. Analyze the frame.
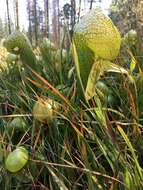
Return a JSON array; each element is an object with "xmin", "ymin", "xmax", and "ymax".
[
  {"xmin": 3, "ymin": 31, "xmax": 32, "ymax": 55},
  {"xmin": 72, "ymin": 9, "xmax": 122, "ymax": 100},
  {"xmin": 73, "ymin": 9, "xmax": 121, "ymax": 60}
]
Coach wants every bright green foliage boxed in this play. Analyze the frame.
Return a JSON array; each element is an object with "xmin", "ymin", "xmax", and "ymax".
[
  {"xmin": 3, "ymin": 31, "xmax": 37, "ymax": 72},
  {"xmin": 5, "ymin": 147, "xmax": 28, "ymax": 173},
  {"xmin": 6, "ymin": 53, "xmax": 18, "ymax": 64},
  {"xmin": 73, "ymin": 9, "xmax": 121, "ymax": 99},
  {"xmin": 122, "ymin": 29, "xmax": 138, "ymax": 47},
  {"xmin": 74, "ymin": 9, "xmax": 121, "ymax": 60},
  {"xmin": 8, "ymin": 117, "xmax": 28, "ymax": 132}
]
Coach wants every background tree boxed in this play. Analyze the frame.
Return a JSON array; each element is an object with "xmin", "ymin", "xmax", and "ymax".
[
  {"xmin": 0, "ymin": 18, "xmax": 6, "ymax": 40},
  {"xmin": 52, "ymin": 0, "xmax": 60, "ymax": 46},
  {"xmin": 44, "ymin": 0, "xmax": 49, "ymax": 38},
  {"xmin": 109, "ymin": 0, "xmax": 143, "ymax": 39},
  {"xmin": 109, "ymin": 0, "xmax": 143, "ymax": 69},
  {"xmin": 27, "ymin": 0, "xmax": 45, "ymax": 46},
  {"xmin": 33, "ymin": 0, "xmax": 38, "ymax": 45},
  {"xmin": 27, "ymin": 0, "xmax": 33, "ymax": 43},
  {"xmin": 14, "ymin": 0, "xmax": 19, "ymax": 30},
  {"xmin": 6, "ymin": 0, "xmax": 11, "ymax": 34}
]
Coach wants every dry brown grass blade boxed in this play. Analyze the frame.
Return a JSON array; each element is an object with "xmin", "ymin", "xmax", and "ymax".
[
  {"xmin": 26, "ymin": 67, "xmax": 71, "ymax": 107},
  {"xmin": 30, "ymin": 159, "xmax": 128, "ymax": 189}
]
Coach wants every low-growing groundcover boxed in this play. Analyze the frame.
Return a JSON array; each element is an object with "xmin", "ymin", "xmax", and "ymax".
[{"xmin": 0, "ymin": 9, "xmax": 143, "ymax": 190}]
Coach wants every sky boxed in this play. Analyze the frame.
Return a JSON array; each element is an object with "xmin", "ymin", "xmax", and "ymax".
[
  {"xmin": 0, "ymin": 0, "xmax": 112, "ymax": 29},
  {"xmin": 0, "ymin": 0, "xmax": 28, "ymax": 28}
]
